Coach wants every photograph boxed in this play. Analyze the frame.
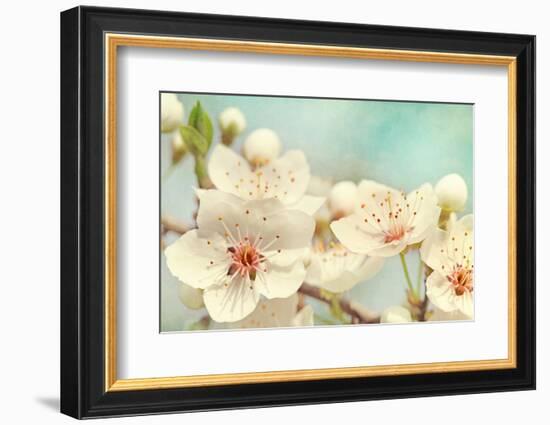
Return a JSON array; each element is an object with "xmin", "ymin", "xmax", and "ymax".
[
  {"xmin": 56, "ymin": 4, "xmax": 536, "ymax": 419},
  {"xmin": 160, "ymin": 92, "xmax": 474, "ymax": 332}
]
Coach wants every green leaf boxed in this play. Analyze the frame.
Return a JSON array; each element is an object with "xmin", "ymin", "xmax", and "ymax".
[
  {"xmin": 179, "ymin": 125, "xmax": 209, "ymax": 156},
  {"xmin": 329, "ymin": 297, "xmax": 346, "ymax": 323},
  {"xmin": 188, "ymin": 101, "xmax": 213, "ymax": 148},
  {"xmin": 188, "ymin": 102, "xmax": 199, "ymax": 127}
]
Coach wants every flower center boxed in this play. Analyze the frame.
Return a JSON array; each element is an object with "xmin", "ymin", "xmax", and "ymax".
[
  {"xmin": 228, "ymin": 243, "xmax": 263, "ymax": 280},
  {"xmin": 447, "ymin": 266, "xmax": 473, "ymax": 296},
  {"xmin": 358, "ymin": 190, "xmax": 424, "ymax": 244},
  {"xmin": 383, "ymin": 223, "xmax": 406, "ymax": 243}
]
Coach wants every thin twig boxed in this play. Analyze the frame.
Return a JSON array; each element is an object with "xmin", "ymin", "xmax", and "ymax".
[{"xmin": 299, "ymin": 283, "xmax": 380, "ymax": 324}]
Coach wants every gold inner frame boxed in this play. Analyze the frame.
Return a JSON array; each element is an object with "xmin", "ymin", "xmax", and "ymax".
[{"xmin": 104, "ymin": 33, "xmax": 517, "ymax": 392}]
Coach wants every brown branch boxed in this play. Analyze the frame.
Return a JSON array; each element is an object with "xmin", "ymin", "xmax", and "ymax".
[
  {"xmin": 299, "ymin": 283, "xmax": 380, "ymax": 324},
  {"xmin": 161, "ymin": 215, "xmax": 190, "ymax": 235}
]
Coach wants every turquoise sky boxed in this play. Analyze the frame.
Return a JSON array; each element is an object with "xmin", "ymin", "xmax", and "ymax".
[{"xmin": 160, "ymin": 92, "xmax": 473, "ymax": 332}]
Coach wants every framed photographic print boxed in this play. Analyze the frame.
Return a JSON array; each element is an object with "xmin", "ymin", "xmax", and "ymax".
[{"xmin": 60, "ymin": 6, "xmax": 536, "ymax": 419}]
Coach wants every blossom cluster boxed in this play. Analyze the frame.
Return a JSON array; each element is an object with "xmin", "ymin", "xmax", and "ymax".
[{"xmin": 162, "ymin": 95, "xmax": 474, "ymax": 328}]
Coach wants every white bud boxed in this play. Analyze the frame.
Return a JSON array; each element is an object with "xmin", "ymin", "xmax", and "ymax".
[
  {"xmin": 435, "ymin": 173, "xmax": 468, "ymax": 212},
  {"xmin": 161, "ymin": 93, "xmax": 184, "ymax": 133},
  {"xmin": 178, "ymin": 283, "xmax": 204, "ymax": 310},
  {"xmin": 171, "ymin": 130, "xmax": 184, "ymax": 150},
  {"xmin": 219, "ymin": 107, "xmax": 246, "ymax": 136},
  {"xmin": 243, "ymin": 128, "xmax": 281, "ymax": 165},
  {"xmin": 171, "ymin": 130, "xmax": 188, "ymax": 164},
  {"xmin": 329, "ymin": 181, "xmax": 358, "ymax": 218},
  {"xmin": 381, "ymin": 306, "xmax": 412, "ymax": 324}
]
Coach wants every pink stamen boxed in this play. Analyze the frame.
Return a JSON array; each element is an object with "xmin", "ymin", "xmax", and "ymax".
[
  {"xmin": 447, "ymin": 266, "xmax": 474, "ymax": 296},
  {"xmin": 383, "ymin": 224, "xmax": 406, "ymax": 243},
  {"xmin": 228, "ymin": 244, "xmax": 263, "ymax": 280}
]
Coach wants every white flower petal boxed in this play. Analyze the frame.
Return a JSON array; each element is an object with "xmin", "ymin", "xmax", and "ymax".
[
  {"xmin": 207, "ymin": 145, "xmax": 311, "ymax": 206},
  {"xmin": 208, "ymin": 145, "xmax": 253, "ymax": 198},
  {"xmin": 429, "ymin": 306, "xmax": 471, "ymax": 322},
  {"xmin": 406, "ymin": 183, "xmax": 441, "ymax": 244},
  {"xmin": 420, "ymin": 227, "xmax": 450, "ymax": 271},
  {"xmin": 195, "ymin": 192, "xmax": 247, "ymax": 242},
  {"xmin": 259, "ymin": 261, "xmax": 307, "ymax": 299},
  {"xmin": 203, "ymin": 276, "xmax": 260, "ymax": 323},
  {"xmin": 330, "ymin": 215, "xmax": 386, "ymax": 255},
  {"xmin": 164, "ymin": 230, "xmax": 230, "ymax": 289},
  {"xmin": 307, "ymin": 251, "xmax": 384, "ymax": 293},
  {"xmin": 264, "ymin": 150, "xmax": 310, "ymax": 204},
  {"xmin": 289, "ymin": 195, "xmax": 326, "ymax": 215},
  {"xmin": 318, "ymin": 271, "xmax": 359, "ymax": 293},
  {"xmin": 368, "ymin": 239, "xmax": 408, "ymax": 257},
  {"xmin": 454, "ymin": 290, "xmax": 474, "ymax": 318},
  {"xmin": 178, "ymin": 283, "xmax": 204, "ymax": 309},
  {"xmin": 266, "ymin": 247, "xmax": 310, "ymax": 268},
  {"xmin": 381, "ymin": 306, "xmax": 412, "ymax": 323},
  {"xmin": 357, "ymin": 180, "xmax": 401, "ymax": 201},
  {"xmin": 449, "ymin": 214, "xmax": 474, "ymax": 248},
  {"xmin": 249, "ymin": 208, "xmax": 315, "ymax": 252},
  {"xmin": 235, "ymin": 294, "xmax": 313, "ymax": 328},
  {"xmin": 161, "ymin": 93, "xmax": 184, "ymax": 133},
  {"xmin": 420, "ymin": 214, "xmax": 473, "ymax": 271}
]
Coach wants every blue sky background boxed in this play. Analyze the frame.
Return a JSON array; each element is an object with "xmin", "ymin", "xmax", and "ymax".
[{"xmin": 160, "ymin": 92, "xmax": 473, "ymax": 332}]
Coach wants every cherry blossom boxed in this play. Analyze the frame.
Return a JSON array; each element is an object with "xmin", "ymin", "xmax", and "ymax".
[
  {"xmin": 161, "ymin": 93, "xmax": 184, "ymax": 133},
  {"xmin": 235, "ymin": 294, "xmax": 313, "ymax": 328},
  {"xmin": 306, "ymin": 243, "xmax": 384, "ymax": 293},
  {"xmin": 420, "ymin": 214, "xmax": 474, "ymax": 318},
  {"xmin": 331, "ymin": 180, "xmax": 441, "ymax": 257},
  {"xmin": 165, "ymin": 190, "xmax": 315, "ymax": 322},
  {"xmin": 208, "ymin": 144, "xmax": 324, "ymax": 215}
]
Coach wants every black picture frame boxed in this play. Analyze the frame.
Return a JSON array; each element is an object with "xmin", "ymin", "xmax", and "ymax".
[{"xmin": 60, "ymin": 5, "xmax": 536, "ymax": 419}]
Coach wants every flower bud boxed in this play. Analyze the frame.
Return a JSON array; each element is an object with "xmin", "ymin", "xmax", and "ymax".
[
  {"xmin": 435, "ymin": 173, "xmax": 468, "ymax": 212},
  {"xmin": 381, "ymin": 306, "xmax": 412, "ymax": 323},
  {"xmin": 171, "ymin": 130, "xmax": 188, "ymax": 165},
  {"xmin": 243, "ymin": 128, "xmax": 281, "ymax": 166},
  {"xmin": 161, "ymin": 93, "xmax": 184, "ymax": 133},
  {"xmin": 178, "ymin": 283, "xmax": 204, "ymax": 310},
  {"xmin": 219, "ymin": 107, "xmax": 246, "ymax": 145},
  {"xmin": 329, "ymin": 181, "xmax": 358, "ymax": 219}
]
